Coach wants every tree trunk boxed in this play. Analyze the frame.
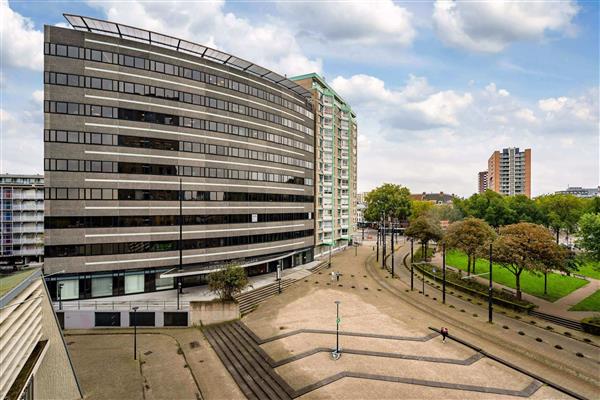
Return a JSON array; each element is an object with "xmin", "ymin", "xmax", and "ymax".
[
  {"xmin": 515, "ymin": 272, "xmax": 522, "ymax": 300},
  {"xmin": 471, "ymin": 254, "xmax": 476, "ymax": 274},
  {"xmin": 556, "ymin": 229, "xmax": 559, "ymax": 244},
  {"xmin": 544, "ymin": 271, "xmax": 547, "ymax": 295},
  {"xmin": 425, "ymin": 242, "xmax": 428, "ymax": 262},
  {"xmin": 467, "ymin": 255, "xmax": 471, "ymax": 276}
]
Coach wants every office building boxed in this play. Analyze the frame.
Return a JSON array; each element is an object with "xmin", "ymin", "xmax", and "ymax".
[
  {"xmin": 0, "ymin": 268, "xmax": 81, "ymax": 399},
  {"xmin": 486, "ymin": 147, "xmax": 531, "ymax": 197},
  {"xmin": 43, "ymin": 15, "xmax": 316, "ymax": 300},
  {"xmin": 290, "ymin": 73, "xmax": 357, "ymax": 257},
  {"xmin": 0, "ymin": 175, "xmax": 44, "ymax": 266},
  {"xmin": 478, "ymin": 171, "xmax": 488, "ymax": 194},
  {"xmin": 555, "ymin": 186, "xmax": 600, "ymax": 198}
]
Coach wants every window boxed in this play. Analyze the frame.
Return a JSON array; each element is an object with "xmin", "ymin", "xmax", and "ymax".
[
  {"xmin": 124, "ymin": 273, "xmax": 144, "ymax": 294},
  {"xmin": 58, "ymin": 279, "xmax": 79, "ymax": 300},
  {"xmin": 92, "ymin": 275, "xmax": 113, "ymax": 297}
]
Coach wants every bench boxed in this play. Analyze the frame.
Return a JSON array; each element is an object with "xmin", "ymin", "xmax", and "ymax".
[
  {"xmin": 501, "ymin": 288, "xmax": 516, "ymax": 296},
  {"xmin": 573, "ymin": 273, "xmax": 589, "ymax": 281}
]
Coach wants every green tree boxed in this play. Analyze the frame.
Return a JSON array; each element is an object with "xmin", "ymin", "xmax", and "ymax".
[
  {"xmin": 578, "ymin": 213, "xmax": 600, "ymax": 261},
  {"xmin": 405, "ymin": 216, "xmax": 443, "ymax": 261},
  {"xmin": 443, "ymin": 218, "xmax": 496, "ymax": 276},
  {"xmin": 410, "ymin": 200, "xmax": 434, "ymax": 221},
  {"xmin": 492, "ymin": 223, "xmax": 567, "ymax": 300},
  {"xmin": 208, "ymin": 264, "xmax": 249, "ymax": 301},
  {"xmin": 454, "ymin": 190, "xmax": 514, "ymax": 227},
  {"xmin": 426, "ymin": 203, "xmax": 463, "ymax": 223},
  {"xmin": 536, "ymin": 194, "xmax": 584, "ymax": 243},
  {"xmin": 505, "ymin": 195, "xmax": 544, "ymax": 224},
  {"xmin": 364, "ymin": 183, "xmax": 412, "ymax": 222}
]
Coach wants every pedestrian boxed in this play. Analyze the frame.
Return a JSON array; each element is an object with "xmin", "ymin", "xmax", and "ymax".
[
  {"xmin": 336, "ymin": 272, "xmax": 340, "ymax": 282},
  {"xmin": 331, "ymin": 271, "xmax": 335, "ymax": 282},
  {"xmin": 441, "ymin": 327, "xmax": 448, "ymax": 343}
]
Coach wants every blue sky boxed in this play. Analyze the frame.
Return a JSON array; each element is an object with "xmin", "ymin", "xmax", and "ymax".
[{"xmin": 1, "ymin": 0, "xmax": 598, "ymax": 196}]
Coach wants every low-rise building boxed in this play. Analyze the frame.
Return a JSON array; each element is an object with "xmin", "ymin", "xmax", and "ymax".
[
  {"xmin": 0, "ymin": 269, "xmax": 81, "ymax": 399},
  {"xmin": 410, "ymin": 192, "xmax": 456, "ymax": 205},
  {"xmin": 555, "ymin": 186, "xmax": 600, "ymax": 198}
]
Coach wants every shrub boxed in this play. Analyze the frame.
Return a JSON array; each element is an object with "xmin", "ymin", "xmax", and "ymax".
[
  {"xmin": 576, "ymin": 352, "xmax": 584, "ymax": 358},
  {"xmin": 555, "ymin": 345, "xmax": 563, "ymax": 350},
  {"xmin": 535, "ymin": 337, "xmax": 543, "ymax": 342},
  {"xmin": 518, "ymin": 331, "xmax": 525, "ymax": 336}
]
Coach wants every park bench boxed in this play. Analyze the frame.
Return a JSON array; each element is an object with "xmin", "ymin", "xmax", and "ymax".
[
  {"xmin": 501, "ymin": 288, "xmax": 516, "ymax": 297},
  {"xmin": 573, "ymin": 273, "xmax": 589, "ymax": 281}
]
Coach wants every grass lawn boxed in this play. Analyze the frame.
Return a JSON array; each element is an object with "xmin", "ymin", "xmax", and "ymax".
[
  {"xmin": 0, "ymin": 269, "xmax": 37, "ymax": 297},
  {"xmin": 576, "ymin": 261, "xmax": 600, "ymax": 280},
  {"xmin": 569, "ymin": 290, "xmax": 600, "ymax": 312},
  {"xmin": 445, "ymin": 250, "xmax": 588, "ymax": 302}
]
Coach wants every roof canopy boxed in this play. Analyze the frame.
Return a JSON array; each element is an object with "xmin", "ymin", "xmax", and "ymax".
[{"xmin": 63, "ymin": 14, "xmax": 312, "ymax": 99}]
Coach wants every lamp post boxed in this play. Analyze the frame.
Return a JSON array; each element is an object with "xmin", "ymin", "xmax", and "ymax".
[
  {"xmin": 382, "ymin": 214, "xmax": 386, "ymax": 269},
  {"xmin": 376, "ymin": 225, "xmax": 380, "ymax": 262},
  {"xmin": 177, "ymin": 281, "xmax": 182, "ymax": 310},
  {"xmin": 410, "ymin": 239, "xmax": 414, "ymax": 291},
  {"xmin": 277, "ymin": 260, "xmax": 282, "ymax": 294},
  {"xmin": 334, "ymin": 300, "xmax": 341, "ymax": 355},
  {"xmin": 391, "ymin": 222, "xmax": 395, "ymax": 277},
  {"xmin": 329, "ymin": 242, "xmax": 333, "ymax": 268},
  {"xmin": 488, "ymin": 243, "xmax": 493, "ymax": 323},
  {"xmin": 58, "ymin": 282, "xmax": 64, "ymax": 311},
  {"xmin": 442, "ymin": 243, "xmax": 446, "ymax": 304},
  {"xmin": 132, "ymin": 306, "xmax": 139, "ymax": 360}
]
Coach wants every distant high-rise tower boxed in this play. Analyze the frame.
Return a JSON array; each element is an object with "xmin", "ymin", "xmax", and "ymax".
[
  {"xmin": 478, "ymin": 171, "xmax": 488, "ymax": 194},
  {"xmin": 487, "ymin": 148, "xmax": 531, "ymax": 197}
]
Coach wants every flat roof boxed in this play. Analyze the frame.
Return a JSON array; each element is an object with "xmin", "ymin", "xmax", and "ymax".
[
  {"xmin": 63, "ymin": 14, "xmax": 312, "ymax": 100},
  {"xmin": 290, "ymin": 72, "xmax": 355, "ymax": 116}
]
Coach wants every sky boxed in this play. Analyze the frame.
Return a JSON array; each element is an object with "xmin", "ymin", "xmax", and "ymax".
[{"xmin": 0, "ymin": 0, "xmax": 598, "ymax": 197}]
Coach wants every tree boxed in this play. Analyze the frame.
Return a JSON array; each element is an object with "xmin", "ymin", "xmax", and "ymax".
[
  {"xmin": 410, "ymin": 200, "xmax": 434, "ymax": 221},
  {"xmin": 405, "ymin": 216, "xmax": 443, "ymax": 261},
  {"xmin": 444, "ymin": 218, "xmax": 496, "ymax": 276},
  {"xmin": 536, "ymin": 194, "xmax": 584, "ymax": 243},
  {"xmin": 208, "ymin": 264, "xmax": 249, "ymax": 301},
  {"xmin": 454, "ymin": 190, "xmax": 514, "ymax": 227},
  {"xmin": 426, "ymin": 203, "xmax": 463, "ymax": 224},
  {"xmin": 505, "ymin": 195, "xmax": 544, "ymax": 224},
  {"xmin": 364, "ymin": 183, "xmax": 412, "ymax": 222},
  {"xmin": 578, "ymin": 213, "xmax": 600, "ymax": 262},
  {"xmin": 492, "ymin": 223, "xmax": 567, "ymax": 300}
]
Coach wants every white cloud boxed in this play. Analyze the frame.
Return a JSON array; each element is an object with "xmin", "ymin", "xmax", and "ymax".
[
  {"xmin": 0, "ymin": 107, "xmax": 43, "ymax": 175},
  {"xmin": 538, "ymin": 91, "xmax": 598, "ymax": 122},
  {"xmin": 90, "ymin": 0, "xmax": 321, "ymax": 76},
  {"xmin": 31, "ymin": 90, "xmax": 44, "ymax": 104},
  {"xmin": 515, "ymin": 108, "xmax": 537, "ymax": 123},
  {"xmin": 0, "ymin": 0, "xmax": 44, "ymax": 70},
  {"xmin": 433, "ymin": 0, "xmax": 579, "ymax": 52},
  {"xmin": 277, "ymin": 1, "xmax": 415, "ymax": 46}
]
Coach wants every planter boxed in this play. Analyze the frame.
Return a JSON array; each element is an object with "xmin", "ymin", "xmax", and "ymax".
[
  {"xmin": 189, "ymin": 300, "xmax": 240, "ymax": 326},
  {"xmin": 581, "ymin": 317, "xmax": 600, "ymax": 336}
]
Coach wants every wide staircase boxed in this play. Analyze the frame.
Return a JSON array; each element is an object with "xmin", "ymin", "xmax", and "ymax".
[
  {"xmin": 204, "ymin": 321, "xmax": 294, "ymax": 400},
  {"xmin": 235, "ymin": 279, "xmax": 295, "ymax": 315}
]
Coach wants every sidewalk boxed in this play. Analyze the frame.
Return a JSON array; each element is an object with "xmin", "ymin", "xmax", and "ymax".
[
  {"xmin": 429, "ymin": 252, "xmax": 599, "ymax": 320},
  {"xmin": 58, "ymin": 260, "xmax": 321, "ymax": 310}
]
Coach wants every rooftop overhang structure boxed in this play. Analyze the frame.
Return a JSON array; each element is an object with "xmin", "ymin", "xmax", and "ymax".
[
  {"xmin": 63, "ymin": 14, "xmax": 312, "ymax": 100},
  {"xmin": 160, "ymin": 251, "xmax": 300, "ymax": 278}
]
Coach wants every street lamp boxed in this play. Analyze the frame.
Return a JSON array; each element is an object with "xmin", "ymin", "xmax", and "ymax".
[
  {"xmin": 328, "ymin": 242, "xmax": 333, "ymax": 268},
  {"xmin": 390, "ymin": 222, "xmax": 395, "ymax": 277},
  {"xmin": 58, "ymin": 282, "xmax": 64, "ymax": 311},
  {"xmin": 410, "ymin": 239, "xmax": 414, "ymax": 291},
  {"xmin": 333, "ymin": 300, "xmax": 341, "ymax": 358},
  {"xmin": 488, "ymin": 243, "xmax": 493, "ymax": 323},
  {"xmin": 376, "ymin": 225, "xmax": 380, "ymax": 262},
  {"xmin": 132, "ymin": 306, "xmax": 139, "ymax": 360},
  {"xmin": 177, "ymin": 281, "xmax": 182, "ymax": 310},
  {"xmin": 277, "ymin": 260, "xmax": 282, "ymax": 294},
  {"xmin": 442, "ymin": 243, "xmax": 446, "ymax": 304}
]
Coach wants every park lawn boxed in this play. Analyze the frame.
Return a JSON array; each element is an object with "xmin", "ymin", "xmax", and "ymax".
[
  {"xmin": 569, "ymin": 290, "xmax": 600, "ymax": 312},
  {"xmin": 576, "ymin": 261, "xmax": 600, "ymax": 280},
  {"xmin": 445, "ymin": 250, "xmax": 588, "ymax": 302}
]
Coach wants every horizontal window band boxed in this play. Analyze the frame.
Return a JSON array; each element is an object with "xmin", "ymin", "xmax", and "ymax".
[
  {"xmin": 83, "ymin": 223, "xmax": 306, "ymax": 238},
  {"xmin": 84, "ymin": 123, "xmax": 307, "ymax": 156},
  {"xmin": 83, "ymin": 150, "xmax": 304, "ymax": 174},
  {"xmin": 84, "ymin": 178, "xmax": 307, "ymax": 192},
  {"xmin": 45, "ymin": 212, "xmax": 312, "ymax": 229},
  {"xmin": 84, "ymin": 38, "xmax": 304, "ymax": 104},
  {"xmin": 83, "ymin": 240, "xmax": 308, "ymax": 266},
  {"xmin": 84, "ymin": 94, "xmax": 305, "ymax": 139},
  {"xmin": 84, "ymin": 206, "xmax": 307, "ymax": 210},
  {"xmin": 45, "ymin": 229, "xmax": 314, "ymax": 258},
  {"xmin": 84, "ymin": 66, "xmax": 304, "ymax": 121}
]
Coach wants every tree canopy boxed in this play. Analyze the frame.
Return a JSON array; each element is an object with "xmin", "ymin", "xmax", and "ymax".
[
  {"xmin": 364, "ymin": 183, "xmax": 412, "ymax": 222},
  {"xmin": 578, "ymin": 213, "xmax": 600, "ymax": 261},
  {"xmin": 536, "ymin": 194, "xmax": 585, "ymax": 242},
  {"xmin": 405, "ymin": 216, "xmax": 443, "ymax": 261},
  {"xmin": 492, "ymin": 222, "xmax": 567, "ymax": 299},
  {"xmin": 453, "ymin": 190, "xmax": 514, "ymax": 227},
  {"xmin": 208, "ymin": 264, "xmax": 249, "ymax": 301},
  {"xmin": 444, "ymin": 218, "xmax": 495, "ymax": 275}
]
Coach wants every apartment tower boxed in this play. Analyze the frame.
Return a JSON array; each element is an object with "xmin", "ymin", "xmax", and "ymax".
[
  {"xmin": 290, "ymin": 74, "xmax": 357, "ymax": 257},
  {"xmin": 0, "ymin": 175, "xmax": 45, "ymax": 265},
  {"xmin": 487, "ymin": 148, "xmax": 531, "ymax": 197},
  {"xmin": 477, "ymin": 171, "xmax": 488, "ymax": 194},
  {"xmin": 43, "ymin": 15, "xmax": 316, "ymax": 300}
]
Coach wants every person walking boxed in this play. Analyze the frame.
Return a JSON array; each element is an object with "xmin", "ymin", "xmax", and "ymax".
[{"xmin": 441, "ymin": 327, "xmax": 449, "ymax": 343}]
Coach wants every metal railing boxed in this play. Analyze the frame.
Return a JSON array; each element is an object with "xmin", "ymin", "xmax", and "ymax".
[{"xmin": 53, "ymin": 299, "xmax": 191, "ymax": 311}]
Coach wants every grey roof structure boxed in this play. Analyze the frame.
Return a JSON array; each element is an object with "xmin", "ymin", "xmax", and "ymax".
[{"xmin": 63, "ymin": 14, "xmax": 312, "ymax": 99}]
